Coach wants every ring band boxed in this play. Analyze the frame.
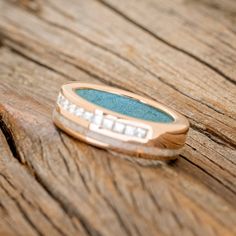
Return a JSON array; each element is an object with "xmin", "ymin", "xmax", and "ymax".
[{"xmin": 53, "ymin": 83, "xmax": 189, "ymax": 161}]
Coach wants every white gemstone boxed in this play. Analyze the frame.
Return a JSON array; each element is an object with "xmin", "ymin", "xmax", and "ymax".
[
  {"xmin": 94, "ymin": 109, "xmax": 103, "ymax": 116},
  {"xmin": 124, "ymin": 125, "xmax": 136, "ymax": 136},
  {"xmin": 75, "ymin": 107, "xmax": 84, "ymax": 116},
  {"xmin": 102, "ymin": 118, "xmax": 114, "ymax": 130},
  {"xmin": 135, "ymin": 128, "xmax": 147, "ymax": 138},
  {"xmin": 59, "ymin": 95, "xmax": 66, "ymax": 104},
  {"xmin": 92, "ymin": 114, "xmax": 103, "ymax": 126},
  {"xmin": 61, "ymin": 99, "xmax": 70, "ymax": 109},
  {"xmin": 68, "ymin": 104, "xmax": 76, "ymax": 113},
  {"xmin": 113, "ymin": 122, "xmax": 125, "ymax": 133},
  {"xmin": 83, "ymin": 111, "xmax": 93, "ymax": 121}
]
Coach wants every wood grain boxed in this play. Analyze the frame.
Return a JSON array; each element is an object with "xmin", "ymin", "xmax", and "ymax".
[{"xmin": 0, "ymin": 0, "xmax": 236, "ymax": 235}]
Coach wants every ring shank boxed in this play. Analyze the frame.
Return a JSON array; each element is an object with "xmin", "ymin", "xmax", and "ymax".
[{"xmin": 53, "ymin": 82, "xmax": 189, "ymax": 160}]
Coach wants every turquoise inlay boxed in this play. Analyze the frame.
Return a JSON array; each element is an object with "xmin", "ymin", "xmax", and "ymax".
[{"xmin": 76, "ymin": 89, "xmax": 174, "ymax": 123}]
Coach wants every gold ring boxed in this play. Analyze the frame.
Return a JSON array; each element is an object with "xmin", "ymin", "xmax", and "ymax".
[{"xmin": 53, "ymin": 82, "xmax": 189, "ymax": 161}]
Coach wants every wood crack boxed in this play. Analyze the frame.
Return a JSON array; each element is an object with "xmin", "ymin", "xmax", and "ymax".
[
  {"xmin": 0, "ymin": 180, "xmax": 43, "ymax": 236},
  {"xmin": 97, "ymin": 0, "xmax": 236, "ymax": 86},
  {"xmin": 0, "ymin": 114, "xmax": 22, "ymax": 163},
  {"xmin": 33, "ymin": 173, "xmax": 101, "ymax": 236},
  {"xmin": 156, "ymin": 76, "xmax": 235, "ymax": 121},
  {"xmin": 27, "ymin": 4, "xmax": 236, "ymax": 121},
  {"xmin": 93, "ymin": 181, "xmax": 135, "ymax": 236},
  {"xmin": 186, "ymin": 143, "xmax": 236, "ymax": 186},
  {"xmin": 37, "ymin": 9, "xmax": 145, "ymax": 75},
  {"xmin": 0, "ymin": 111, "xmax": 98, "ymax": 236},
  {"xmin": 133, "ymin": 167, "xmax": 199, "ymax": 235},
  {"xmin": 20, "ymin": 192, "xmax": 68, "ymax": 236},
  {"xmin": 5, "ymin": 44, "xmax": 76, "ymax": 82},
  {"xmin": 189, "ymin": 135, "xmax": 236, "ymax": 165},
  {"xmin": 180, "ymin": 154, "xmax": 236, "ymax": 196},
  {"xmin": 191, "ymin": 123, "xmax": 236, "ymax": 149}
]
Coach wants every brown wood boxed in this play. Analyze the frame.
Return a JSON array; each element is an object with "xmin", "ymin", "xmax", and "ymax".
[{"xmin": 0, "ymin": 0, "xmax": 235, "ymax": 235}]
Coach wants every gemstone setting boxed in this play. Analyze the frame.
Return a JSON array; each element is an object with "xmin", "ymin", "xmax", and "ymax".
[{"xmin": 57, "ymin": 93, "xmax": 150, "ymax": 139}]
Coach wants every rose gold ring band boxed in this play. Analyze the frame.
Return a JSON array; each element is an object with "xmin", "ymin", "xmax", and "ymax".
[{"xmin": 53, "ymin": 83, "xmax": 189, "ymax": 161}]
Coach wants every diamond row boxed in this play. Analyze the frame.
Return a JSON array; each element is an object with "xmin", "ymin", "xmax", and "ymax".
[{"xmin": 57, "ymin": 93, "xmax": 148, "ymax": 139}]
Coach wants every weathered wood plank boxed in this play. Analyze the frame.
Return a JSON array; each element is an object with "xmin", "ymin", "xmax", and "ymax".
[
  {"xmin": 99, "ymin": 0, "xmax": 236, "ymax": 83},
  {"xmin": 0, "ymin": 44, "xmax": 236, "ymax": 236},
  {"xmin": 0, "ymin": 0, "xmax": 236, "ymax": 235}
]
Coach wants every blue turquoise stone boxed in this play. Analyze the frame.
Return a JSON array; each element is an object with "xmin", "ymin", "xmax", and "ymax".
[{"xmin": 76, "ymin": 89, "xmax": 174, "ymax": 123}]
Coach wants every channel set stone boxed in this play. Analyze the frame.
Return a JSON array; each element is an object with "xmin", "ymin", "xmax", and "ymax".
[
  {"xmin": 102, "ymin": 118, "xmax": 114, "ymax": 130},
  {"xmin": 57, "ymin": 94, "xmax": 149, "ymax": 139},
  {"xmin": 113, "ymin": 122, "xmax": 125, "ymax": 133}
]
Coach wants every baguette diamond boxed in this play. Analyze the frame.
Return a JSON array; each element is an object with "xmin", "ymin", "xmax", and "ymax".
[
  {"xmin": 75, "ymin": 107, "xmax": 84, "ymax": 116},
  {"xmin": 83, "ymin": 111, "xmax": 93, "ymax": 121},
  {"xmin": 68, "ymin": 104, "xmax": 76, "ymax": 113},
  {"xmin": 124, "ymin": 125, "xmax": 136, "ymax": 136},
  {"xmin": 113, "ymin": 122, "xmax": 125, "ymax": 133},
  {"xmin": 102, "ymin": 118, "xmax": 114, "ymax": 130},
  {"xmin": 93, "ymin": 114, "xmax": 103, "ymax": 125},
  {"xmin": 135, "ymin": 128, "xmax": 147, "ymax": 138}
]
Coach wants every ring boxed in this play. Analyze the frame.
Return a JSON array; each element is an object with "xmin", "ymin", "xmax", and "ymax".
[{"xmin": 53, "ymin": 82, "xmax": 189, "ymax": 161}]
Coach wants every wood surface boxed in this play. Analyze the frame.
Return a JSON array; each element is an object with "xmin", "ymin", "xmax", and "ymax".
[{"xmin": 0, "ymin": 0, "xmax": 236, "ymax": 235}]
